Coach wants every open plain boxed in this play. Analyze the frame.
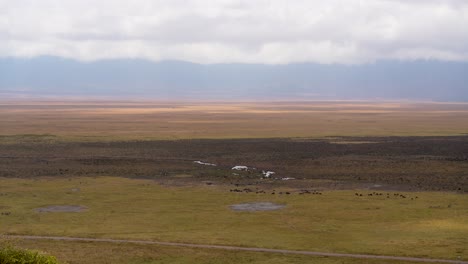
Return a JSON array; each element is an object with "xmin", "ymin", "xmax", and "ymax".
[
  {"xmin": 1, "ymin": 100, "xmax": 467, "ymax": 263},
  {"xmin": 2, "ymin": 100, "xmax": 468, "ymax": 140}
]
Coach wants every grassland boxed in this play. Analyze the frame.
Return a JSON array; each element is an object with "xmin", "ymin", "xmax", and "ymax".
[
  {"xmin": 1, "ymin": 100, "xmax": 468, "ymax": 140},
  {"xmin": 0, "ymin": 176, "xmax": 467, "ymax": 263},
  {"xmin": 1, "ymin": 100, "xmax": 467, "ymax": 263}
]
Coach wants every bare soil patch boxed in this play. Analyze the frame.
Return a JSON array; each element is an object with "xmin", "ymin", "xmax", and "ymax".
[
  {"xmin": 230, "ymin": 202, "xmax": 285, "ymax": 211},
  {"xmin": 34, "ymin": 205, "xmax": 87, "ymax": 213}
]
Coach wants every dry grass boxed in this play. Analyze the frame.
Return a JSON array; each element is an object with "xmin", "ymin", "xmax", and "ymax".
[{"xmin": 2, "ymin": 100, "xmax": 468, "ymax": 140}]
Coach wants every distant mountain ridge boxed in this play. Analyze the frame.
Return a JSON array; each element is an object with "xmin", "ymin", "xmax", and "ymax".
[{"xmin": 1, "ymin": 56, "xmax": 467, "ymax": 101}]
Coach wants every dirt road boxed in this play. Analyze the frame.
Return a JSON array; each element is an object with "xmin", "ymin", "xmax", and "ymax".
[{"xmin": 6, "ymin": 235, "xmax": 467, "ymax": 263}]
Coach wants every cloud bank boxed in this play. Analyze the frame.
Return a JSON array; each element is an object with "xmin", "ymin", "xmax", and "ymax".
[{"xmin": 1, "ymin": 0, "xmax": 468, "ymax": 64}]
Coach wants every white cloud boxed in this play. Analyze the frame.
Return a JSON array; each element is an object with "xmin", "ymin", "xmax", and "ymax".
[{"xmin": 0, "ymin": 0, "xmax": 467, "ymax": 64}]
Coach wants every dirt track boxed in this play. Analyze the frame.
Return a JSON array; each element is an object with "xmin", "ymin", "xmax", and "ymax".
[{"xmin": 6, "ymin": 235, "xmax": 467, "ymax": 263}]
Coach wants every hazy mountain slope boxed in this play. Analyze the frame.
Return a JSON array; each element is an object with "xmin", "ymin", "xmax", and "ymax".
[{"xmin": 1, "ymin": 56, "xmax": 467, "ymax": 100}]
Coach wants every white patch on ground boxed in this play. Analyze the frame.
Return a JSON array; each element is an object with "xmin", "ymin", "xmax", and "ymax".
[
  {"xmin": 262, "ymin": 170, "xmax": 275, "ymax": 178},
  {"xmin": 281, "ymin": 177, "xmax": 295, "ymax": 180},
  {"xmin": 230, "ymin": 202, "xmax": 286, "ymax": 211},
  {"xmin": 34, "ymin": 205, "xmax": 87, "ymax": 213},
  {"xmin": 194, "ymin": 161, "xmax": 216, "ymax": 166},
  {"xmin": 232, "ymin": 165, "xmax": 248, "ymax": 171}
]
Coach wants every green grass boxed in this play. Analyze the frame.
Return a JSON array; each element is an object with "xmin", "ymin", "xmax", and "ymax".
[
  {"xmin": 0, "ymin": 177, "xmax": 467, "ymax": 261},
  {"xmin": 9, "ymin": 239, "xmax": 410, "ymax": 264},
  {"xmin": 0, "ymin": 244, "xmax": 58, "ymax": 264}
]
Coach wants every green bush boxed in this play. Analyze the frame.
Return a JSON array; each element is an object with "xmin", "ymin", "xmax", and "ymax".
[{"xmin": 0, "ymin": 246, "xmax": 58, "ymax": 264}]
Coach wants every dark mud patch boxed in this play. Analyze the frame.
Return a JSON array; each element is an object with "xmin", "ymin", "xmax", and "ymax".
[
  {"xmin": 230, "ymin": 202, "xmax": 285, "ymax": 211},
  {"xmin": 34, "ymin": 205, "xmax": 87, "ymax": 213}
]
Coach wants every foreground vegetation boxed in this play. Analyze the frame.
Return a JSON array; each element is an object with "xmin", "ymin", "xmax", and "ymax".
[
  {"xmin": 0, "ymin": 244, "xmax": 58, "ymax": 264},
  {"xmin": 0, "ymin": 177, "xmax": 466, "ymax": 262}
]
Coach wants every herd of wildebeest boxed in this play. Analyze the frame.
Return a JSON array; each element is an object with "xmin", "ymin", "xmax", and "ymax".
[{"xmin": 229, "ymin": 187, "xmax": 321, "ymax": 195}]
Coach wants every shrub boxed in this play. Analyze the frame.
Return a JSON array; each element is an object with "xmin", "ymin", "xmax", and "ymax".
[{"xmin": 0, "ymin": 245, "xmax": 59, "ymax": 264}]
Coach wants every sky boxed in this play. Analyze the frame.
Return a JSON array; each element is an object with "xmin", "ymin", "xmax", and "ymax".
[{"xmin": 1, "ymin": 0, "xmax": 468, "ymax": 64}]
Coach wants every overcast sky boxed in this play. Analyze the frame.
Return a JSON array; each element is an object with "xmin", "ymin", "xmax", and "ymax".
[{"xmin": 1, "ymin": 0, "xmax": 468, "ymax": 64}]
